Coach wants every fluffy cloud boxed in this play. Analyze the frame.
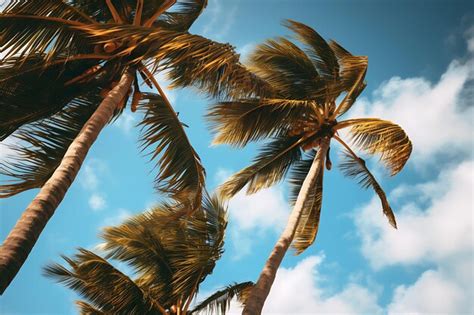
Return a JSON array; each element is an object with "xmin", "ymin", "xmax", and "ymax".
[
  {"xmin": 228, "ymin": 255, "xmax": 382, "ymax": 315},
  {"xmin": 348, "ymin": 53, "xmax": 473, "ymax": 165},
  {"xmin": 355, "ymin": 160, "xmax": 474, "ymax": 313},
  {"xmin": 215, "ymin": 168, "xmax": 290, "ymax": 259}
]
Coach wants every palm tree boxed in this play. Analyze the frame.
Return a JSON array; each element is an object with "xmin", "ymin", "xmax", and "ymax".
[
  {"xmin": 0, "ymin": 0, "xmax": 267, "ymax": 293},
  {"xmin": 44, "ymin": 194, "xmax": 253, "ymax": 314},
  {"xmin": 208, "ymin": 20, "xmax": 412, "ymax": 314}
]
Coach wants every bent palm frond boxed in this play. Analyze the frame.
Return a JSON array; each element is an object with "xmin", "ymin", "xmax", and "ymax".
[
  {"xmin": 289, "ymin": 151, "xmax": 324, "ymax": 254},
  {"xmin": 339, "ymin": 149, "xmax": 397, "ymax": 228},
  {"xmin": 249, "ymin": 37, "xmax": 323, "ymax": 100},
  {"xmin": 338, "ymin": 118, "xmax": 412, "ymax": 175},
  {"xmin": 328, "ymin": 40, "xmax": 368, "ymax": 94},
  {"xmin": 44, "ymin": 249, "xmax": 160, "ymax": 314},
  {"xmin": 208, "ymin": 98, "xmax": 316, "ymax": 147},
  {"xmin": 74, "ymin": 23, "xmax": 270, "ymax": 98},
  {"xmin": 0, "ymin": 91, "xmax": 101, "ymax": 197},
  {"xmin": 138, "ymin": 93, "xmax": 205, "ymax": 205},
  {"xmin": 219, "ymin": 135, "xmax": 305, "ymax": 198},
  {"xmin": 190, "ymin": 281, "xmax": 254, "ymax": 314},
  {"xmin": 284, "ymin": 19, "xmax": 339, "ymax": 81},
  {"xmin": 75, "ymin": 301, "xmax": 105, "ymax": 315}
]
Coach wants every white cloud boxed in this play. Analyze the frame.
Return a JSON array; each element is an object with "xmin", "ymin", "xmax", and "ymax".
[
  {"xmin": 347, "ymin": 53, "xmax": 473, "ymax": 166},
  {"xmin": 79, "ymin": 159, "xmax": 108, "ymax": 211},
  {"xmin": 102, "ymin": 208, "xmax": 133, "ymax": 226},
  {"xmin": 356, "ymin": 160, "xmax": 473, "ymax": 269},
  {"xmin": 228, "ymin": 255, "xmax": 383, "ymax": 315},
  {"xmin": 237, "ymin": 42, "xmax": 256, "ymax": 64},
  {"xmin": 354, "ymin": 160, "xmax": 474, "ymax": 313},
  {"xmin": 88, "ymin": 193, "xmax": 106, "ymax": 211},
  {"xmin": 215, "ymin": 168, "xmax": 290, "ymax": 259}
]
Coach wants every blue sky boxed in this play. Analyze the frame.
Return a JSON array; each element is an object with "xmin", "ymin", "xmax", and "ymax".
[{"xmin": 1, "ymin": 0, "xmax": 473, "ymax": 314}]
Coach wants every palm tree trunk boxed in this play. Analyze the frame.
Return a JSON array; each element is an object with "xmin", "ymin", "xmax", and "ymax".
[
  {"xmin": 242, "ymin": 137, "xmax": 330, "ymax": 315},
  {"xmin": 0, "ymin": 71, "xmax": 134, "ymax": 295}
]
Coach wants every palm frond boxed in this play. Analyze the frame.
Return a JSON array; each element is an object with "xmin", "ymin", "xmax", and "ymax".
[
  {"xmin": 328, "ymin": 40, "xmax": 368, "ymax": 96},
  {"xmin": 75, "ymin": 301, "xmax": 105, "ymax": 315},
  {"xmin": 43, "ymin": 249, "xmax": 160, "ymax": 314},
  {"xmin": 339, "ymin": 149, "xmax": 397, "ymax": 228},
  {"xmin": 284, "ymin": 19, "xmax": 339, "ymax": 81},
  {"xmin": 101, "ymin": 194, "xmax": 227, "ymax": 305},
  {"xmin": 74, "ymin": 24, "xmax": 271, "ymax": 98},
  {"xmin": 137, "ymin": 92, "xmax": 205, "ymax": 204},
  {"xmin": 157, "ymin": 0, "xmax": 208, "ymax": 31},
  {"xmin": 0, "ymin": 5, "xmax": 92, "ymax": 61},
  {"xmin": 0, "ymin": 91, "xmax": 101, "ymax": 197},
  {"xmin": 0, "ymin": 55, "xmax": 102, "ymax": 140},
  {"xmin": 190, "ymin": 281, "xmax": 254, "ymax": 314},
  {"xmin": 288, "ymin": 150, "xmax": 324, "ymax": 254},
  {"xmin": 249, "ymin": 37, "xmax": 325, "ymax": 100},
  {"xmin": 207, "ymin": 98, "xmax": 317, "ymax": 147},
  {"xmin": 339, "ymin": 118, "xmax": 412, "ymax": 175},
  {"xmin": 219, "ymin": 135, "xmax": 305, "ymax": 198}
]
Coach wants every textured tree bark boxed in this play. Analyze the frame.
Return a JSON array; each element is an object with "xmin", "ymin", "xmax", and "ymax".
[
  {"xmin": 0, "ymin": 71, "xmax": 134, "ymax": 294},
  {"xmin": 242, "ymin": 137, "xmax": 330, "ymax": 315}
]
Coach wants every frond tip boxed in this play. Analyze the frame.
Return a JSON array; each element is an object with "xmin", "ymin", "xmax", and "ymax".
[
  {"xmin": 339, "ymin": 149, "xmax": 397, "ymax": 228},
  {"xmin": 340, "ymin": 118, "xmax": 412, "ymax": 176}
]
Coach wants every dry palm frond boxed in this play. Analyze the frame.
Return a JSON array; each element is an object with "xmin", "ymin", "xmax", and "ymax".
[
  {"xmin": 208, "ymin": 98, "xmax": 317, "ymax": 147},
  {"xmin": 75, "ymin": 23, "xmax": 270, "ymax": 99},
  {"xmin": 249, "ymin": 37, "xmax": 323, "ymax": 100},
  {"xmin": 0, "ymin": 6, "xmax": 92, "ymax": 61},
  {"xmin": 333, "ymin": 65, "xmax": 367, "ymax": 118},
  {"xmin": 0, "ymin": 55, "xmax": 103, "ymax": 140},
  {"xmin": 284, "ymin": 19, "xmax": 339, "ymax": 81},
  {"xmin": 328, "ymin": 40, "xmax": 368, "ymax": 94},
  {"xmin": 44, "ymin": 249, "xmax": 160, "ymax": 314},
  {"xmin": 100, "ymin": 194, "xmax": 227, "ymax": 307},
  {"xmin": 75, "ymin": 301, "xmax": 105, "ymax": 315},
  {"xmin": 156, "ymin": 0, "xmax": 208, "ymax": 31},
  {"xmin": 190, "ymin": 281, "xmax": 254, "ymax": 314},
  {"xmin": 219, "ymin": 135, "xmax": 305, "ymax": 198},
  {"xmin": 289, "ymin": 150, "xmax": 324, "ymax": 254},
  {"xmin": 138, "ymin": 93, "xmax": 205, "ymax": 204},
  {"xmin": 339, "ymin": 149, "xmax": 397, "ymax": 228},
  {"xmin": 0, "ymin": 92, "xmax": 101, "ymax": 197},
  {"xmin": 340, "ymin": 118, "xmax": 412, "ymax": 175}
]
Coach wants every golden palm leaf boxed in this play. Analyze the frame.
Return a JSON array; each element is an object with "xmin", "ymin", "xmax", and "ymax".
[
  {"xmin": 338, "ymin": 118, "xmax": 412, "ymax": 175},
  {"xmin": 208, "ymin": 98, "xmax": 316, "ymax": 147},
  {"xmin": 339, "ymin": 149, "xmax": 397, "ymax": 228}
]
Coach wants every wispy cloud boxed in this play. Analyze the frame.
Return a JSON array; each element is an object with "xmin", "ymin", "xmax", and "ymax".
[
  {"xmin": 78, "ymin": 159, "xmax": 109, "ymax": 211},
  {"xmin": 214, "ymin": 168, "xmax": 289, "ymax": 260},
  {"xmin": 200, "ymin": 0, "xmax": 238, "ymax": 41}
]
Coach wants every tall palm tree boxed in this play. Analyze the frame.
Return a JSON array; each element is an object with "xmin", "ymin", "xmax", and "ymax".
[
  {"xmin": 44, "ymin": 194, "xmax": 253, "ymax": 315},
  {"xmin": 208, "ymin": 20, "xmax": 412, "ymax": 314},
  {"xmin": 0, "ymin": 0, "xmax": 267, "ymax": 294}
]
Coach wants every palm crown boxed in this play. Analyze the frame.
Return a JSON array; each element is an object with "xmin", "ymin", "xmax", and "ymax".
[
  {"xmin": 208, "ymin": 20, "xmax": 412, "ymax": 254},
  {"xmin": 0, "ymin": 0, "xmax": 266, "ymax": 204},
  {"xmin": 45, "ymin": 194, "xmax": 253, "ymax": 314}
]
